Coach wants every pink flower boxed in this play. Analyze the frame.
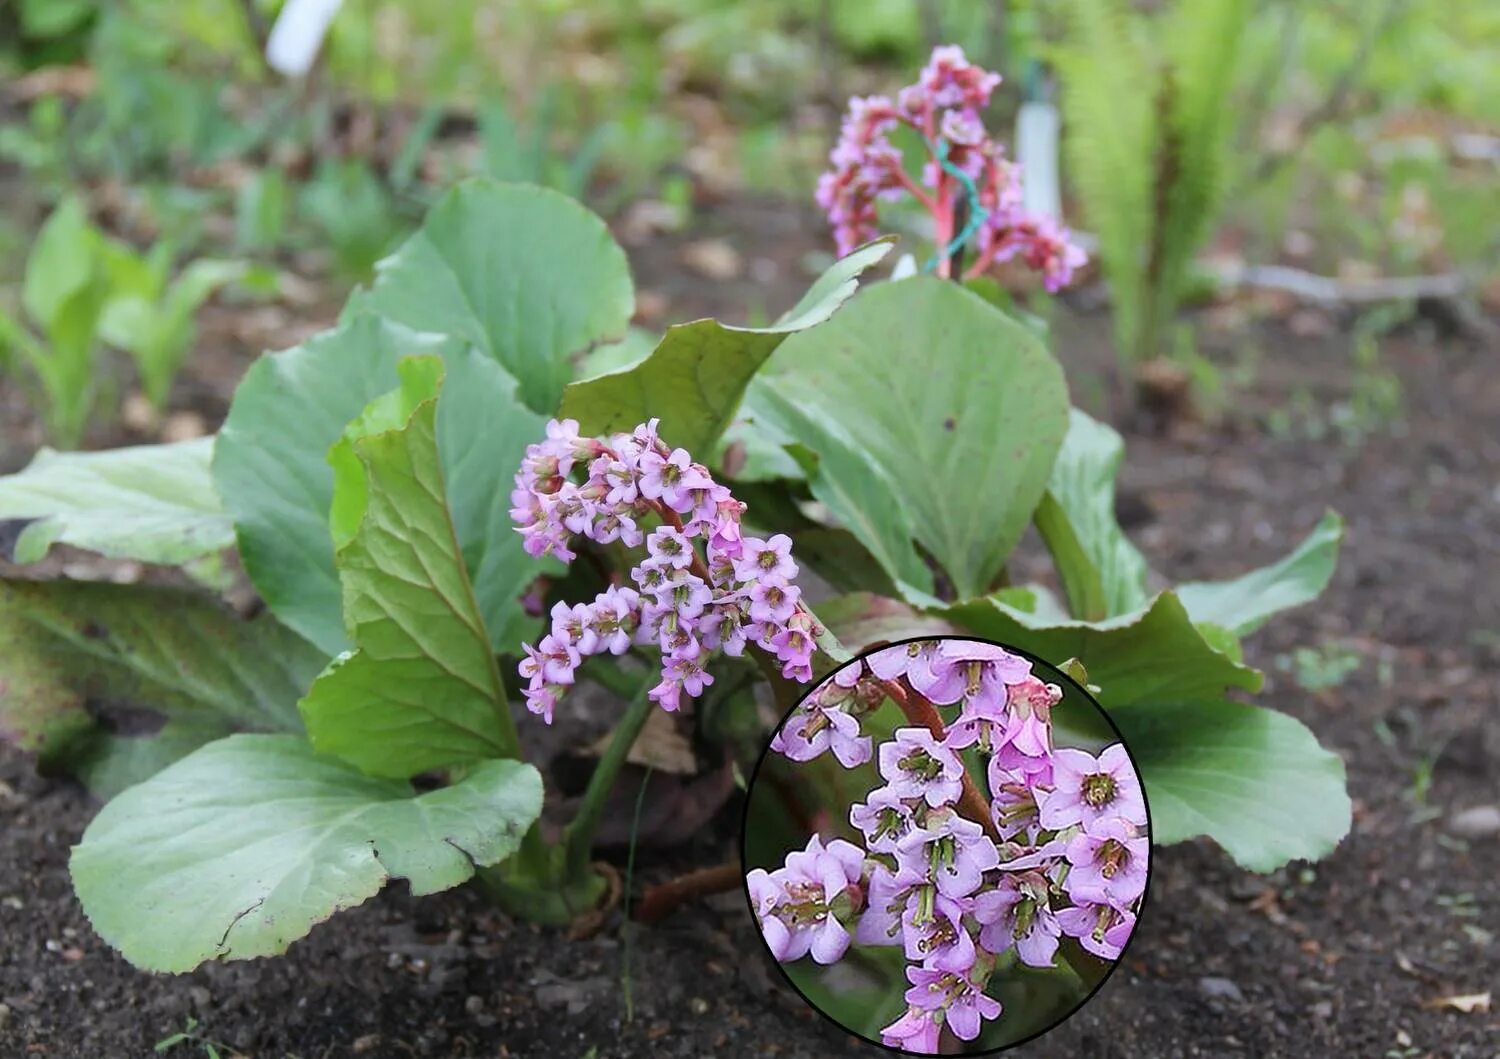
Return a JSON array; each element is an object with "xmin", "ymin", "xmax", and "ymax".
[
  {"xmin": 895, "ymin": 812, "xmax": 1000, "ymax": 898},
  {"xmin": 901, "ymin": 890, "xmax": 976, "ymax": 973},
  {"xmin": 1056, "ymin": 900, "xmax": 1136, "ymax": 961},
  {"xmin": 747, "ymin": 579, "xmax": 797, "ymax": 625},
  {"xmin": 866, "ymin": 640, "xmax": 935, "ymax": 681},
  {"xmin": 637, "ymin": 448, "xmax": 704, "ymax": 510},
  {"xmin": 987, "ymin": 761, "xmax": 1043, "ymax": 840},
  {"xmin": 733, "ymin": 533, "xmax": 797, "ymax": 583},
  {"xmin": 747, "ymin": 835, "xmax": 865, "ymax": 964},
  {"xmin": 910, "ymin": 639, "xmax": 1031, "ymax": 706},
  {"xmin": 849, "ymin": 785, "xmax": 918, "ymax": 853},
  {"xmin": 880, "ymin": 1007, "xmax": 942, "ymax": 1054},
  {"xmin": 1038, "ymin": 744, "xmax": 1147, "ymax": 831},
  {"xmin": 879, "ymin": 728, "xmax": 966, "ymax": 808},
  {"xmin": 1000, "ymin": 675, "xmax": 1061, "ymax": 759},
  {"xmin": 903, "ymin": 963, "xmax": 1001, "ymax": 1041},
  {"xmin": 973, "ymin": 872, "xmax": 1061, "ymax": 967},
  {"xmin": 771, "ymin": 700, "xmax": 871, "ymax": 768},
  {"xmin": 1065, "ymin": 817, "xmax": 1149, "ymax": 906}
]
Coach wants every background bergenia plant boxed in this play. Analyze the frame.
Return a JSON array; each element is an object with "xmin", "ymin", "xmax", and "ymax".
[
  {"xmin": 0, "ymin": 47, "xmax": 1348, "ymax": 978},
  {"xmin": 747, "ymin": 639, "xmax": 1147, "ymax": 1051},
  {"xmin": 817, "ymin": 45, "xmax": 1086, "ymax": 289}
]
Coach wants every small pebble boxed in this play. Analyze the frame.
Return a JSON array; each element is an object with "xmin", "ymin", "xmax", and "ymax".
[
  {"xmin": 1447, "ymin": 805, "xmax": 1500, "ymax": 840},
  {"xmin": 0, "ymin": 780, "xmax": 23, "ymax": 812},
  {"xmin": 464, "ymin": 995, "xmax": 485, "ymax": 1016},
  {"xmin": 2, "ymin": 897, "xmax": 23, "ymax": 911},
  {"xmin": 1198, "ymin": 976, "xmax": 1245, "ymax": 1003},
  {"xmin": 0, "ymin": 1003, "xmax": 9, "ymax": 1027},
  {"xmin": 352, "ymin": 1034, "xmax": 381, "ymax": 1054}
]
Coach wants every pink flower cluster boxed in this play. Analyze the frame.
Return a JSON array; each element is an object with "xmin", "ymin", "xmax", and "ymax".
[
  {"xmin": 751, "ymin": 639, "xmax": 1147, "ymax": 1053},
  {"xmin": 512, "ymin": 418, "xmax": 821, "ymax": 721},
  {"xmin": 815, "ymin": 44, "xmax": 1087, "ymax": 291}
]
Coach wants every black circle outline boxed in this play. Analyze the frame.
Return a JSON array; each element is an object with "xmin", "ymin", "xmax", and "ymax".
[{"xmin": 736, "ymin": 634, "xmax": 1155, "ymax": 1057}]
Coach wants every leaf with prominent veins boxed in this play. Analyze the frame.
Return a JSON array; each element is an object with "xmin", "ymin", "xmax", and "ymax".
[
  {"xmin": 298, "ymin": 358, "xmax": 519, "ymax": 778},
  {"xmin": 0, "ymin": 579, "xmax": 325, "ymax": 794},
  {"xmin": 71, "ymin": 734, "xmax": 542, "ymax": 972},
  {"xmin": 764, "ymin": 279, "xmax": 1070, "ymax": 601},
  {"xmin": 0, "ymin": 438, "xmax": 233, "ymax": 579},
  {"xmin": 559, "ymin": 238, "xmax": 894, "ymax": 452}
]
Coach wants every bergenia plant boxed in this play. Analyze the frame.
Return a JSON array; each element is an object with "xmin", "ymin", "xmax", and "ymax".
[
  {"xmin": 817, "ymin": 45, "xmax": 1086, "ymax": 289},
  {"xmin": 746, "ymin": 639, "xmax": 1147, "ymax": 1051},
  {"xmin": 0, "ymin": 46, "xmax": 1348, "ymax": 982}
]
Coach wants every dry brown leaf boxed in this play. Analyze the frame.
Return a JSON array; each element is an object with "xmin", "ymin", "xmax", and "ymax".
[{"xmin": 584, "ymin": 707, "xmax": 696, "ymax": 775}]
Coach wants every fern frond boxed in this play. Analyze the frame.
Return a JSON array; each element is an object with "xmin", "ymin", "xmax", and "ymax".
[
  {"xmin": 1054, "ymin": 0, "xmax": 1160, "ymax": 363},
  {"xmin": 1153, "ymin": 0, "xmax": 1253, "ymax": 342}
]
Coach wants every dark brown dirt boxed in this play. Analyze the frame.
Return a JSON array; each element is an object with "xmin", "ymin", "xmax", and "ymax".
[{"xmin": 3, "ymin": 194, "xmax": 1499, "ymax": 1057}]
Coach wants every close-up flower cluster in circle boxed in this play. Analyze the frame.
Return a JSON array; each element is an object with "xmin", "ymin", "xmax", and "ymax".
[
  {"xmin": 746, "ymin": 639, "xmax": 1149, "ymax": 1054},
  {"xmin": 512, "ymin": 417, "xmax": 821, "ymax": 721}
]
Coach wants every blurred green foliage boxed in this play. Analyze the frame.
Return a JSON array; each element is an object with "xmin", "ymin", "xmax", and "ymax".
[{"xmin": 0, "ymin": 0, "xmax": 1494, "ymax": 429}]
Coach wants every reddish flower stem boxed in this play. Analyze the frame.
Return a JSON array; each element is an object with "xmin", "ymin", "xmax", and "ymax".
[
  {"xmin": 633, "ymin": 861, "xmax": 743, "ymax": 923},
  {"xmin": 876, "ymin": 676, "xmax": 999, "ymax": 841},
  {"xmin": 893, "ymin": 166, "xmax": 938, "ymax": 213},
  {"xmin": 657, "ymin": 505, "xmax": 713, "ymax": 584}
]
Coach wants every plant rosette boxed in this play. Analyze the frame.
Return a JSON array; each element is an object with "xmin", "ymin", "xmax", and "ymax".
[
  {"xmin": 744, "ymin": 638, "xmax": 1148, "ymax": 1052},
  {"xmin": 0, "ymin": 49, "xmax": 1349, "ymax": 978}
]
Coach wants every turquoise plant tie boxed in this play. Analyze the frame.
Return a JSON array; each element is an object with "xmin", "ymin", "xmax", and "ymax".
[{"xmin": 924, "ymin": 137, "xmax": 990, "ymax": 274}]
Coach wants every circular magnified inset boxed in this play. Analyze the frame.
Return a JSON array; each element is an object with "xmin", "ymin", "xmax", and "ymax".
[{"xmin": 741, "ymin": 637, "xmax": 1150, "ymax": 1054}]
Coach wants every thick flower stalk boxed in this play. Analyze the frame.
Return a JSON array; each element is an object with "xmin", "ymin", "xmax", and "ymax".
[
  {"xmin": 752, "ymin": 640, "xmax": 1148, "ymax": 1053},
  {"xmin": 512, "ymin": 418, "xmax": 820, "ymax": 722},
  {"xmin": 816, "ymin": 44, "xmax": 1087, "ymax": 291}
]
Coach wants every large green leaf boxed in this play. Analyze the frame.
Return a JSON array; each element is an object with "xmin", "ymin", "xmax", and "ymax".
[
  {"xmin": 752, "ymin": 382, "xmax": 934, "ymax": 598},
  {"xmin": 0, "ymin": 438, "xmax": 232, "ymax": 572},
  {"xmin": 943, "ymin": 588, "xmax": 1355, "ymax": 870},
  {"xmin": 943, "ymin": 590, "xmax": 1261, "ymax": 708},
  {"xmin": 71, "ymin": 734, "xmax": 542, "ymax": 972},
  {"xmin": 0, "ymin": 580, "xmax": 324, "ymax": 791},
  {"xmin": 765, "ymin": 279, "xmax": 1069, "ymax": 600},
  {"xmin": 1176, "ymin": 512, "xmax": 1343, "ymax": 636},
  {"xmin": 1111, "ymin": 699, "xmax": 1351, "ymax": 870},
  {"xmin": 558, "ymin": 238, "xmax": 893, "ymax": 451},
  {"xmin": 1034, "ymin": 409, "xmax": 1149, "ymax": 620},
  {"xmin": 214, "ymin": 314, "xmax": 547, "ymax": 656},
  {"xmin": 298, "ymin": 359, "xmax": 518, "ymax": 778},
  {"xmin": 356, "ymin": 180, "xmax": 634, "ymax": 413}
]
